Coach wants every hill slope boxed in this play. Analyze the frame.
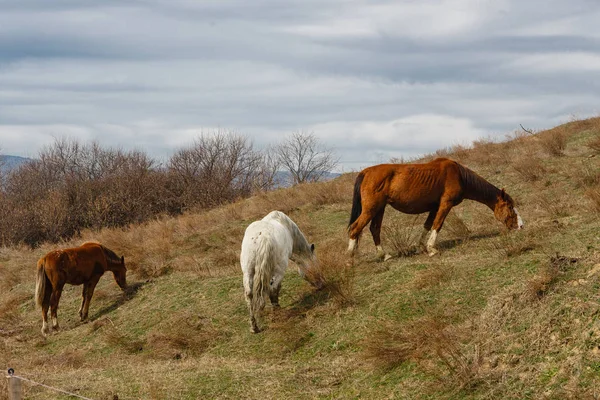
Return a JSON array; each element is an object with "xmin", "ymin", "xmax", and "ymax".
[{"xmin": 1, "ymin": 118, "xmax": 599, "ymax": 399}]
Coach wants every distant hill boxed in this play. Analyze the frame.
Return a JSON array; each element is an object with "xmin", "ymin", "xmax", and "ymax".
[
  {"xmin": 274, "ymin": 170, "xmax": 341, "ymax": 188},
  {"xmin": 0, "ymin": 155, "xmax": 30, "ymax": 173}
]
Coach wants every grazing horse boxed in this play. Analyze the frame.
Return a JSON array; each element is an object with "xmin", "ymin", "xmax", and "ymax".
[
  {"xmin": 348, "ymin": 158, "xmax": 523, "ymax": 259},
  {"xmin": 35, "ymin": 241, "xmax": 127, "ymax": 335},
  {"xmin": 240, "ymin": 211, "xmax": 316, "ymax": 333}
]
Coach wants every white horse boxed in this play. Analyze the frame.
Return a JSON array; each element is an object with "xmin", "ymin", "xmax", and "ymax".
[{"xmin": 240, "ymin": 210, "xmax": 316, "ymax": 333}]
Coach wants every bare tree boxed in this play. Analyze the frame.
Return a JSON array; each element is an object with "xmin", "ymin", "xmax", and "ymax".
[
  {"xmin": 275, "ymin": 131, "xmax": 339, "ymax": 185},
  {"xmin": 168, "ymin": 130, "xmax": 275, "ymax": 208}
]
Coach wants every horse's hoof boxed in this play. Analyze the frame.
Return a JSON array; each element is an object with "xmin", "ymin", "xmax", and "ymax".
[
  {"xmin": 383, "ymin": 254, "xmax": 393, "ymax": 262},
  {"xmin": 428, "ymin": 250, "xmax": 438, "ymax": 257},
  {"xmin": 251, "ymin": 326, "xmax": 262, "ymax": 334}
]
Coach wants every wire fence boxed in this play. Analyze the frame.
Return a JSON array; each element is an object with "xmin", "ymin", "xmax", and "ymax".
[{"xmin": 6, "ymin": 368, "xmax": 95, "ymax": 400}]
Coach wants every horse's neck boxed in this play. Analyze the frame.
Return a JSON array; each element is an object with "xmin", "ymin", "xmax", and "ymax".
[
  {"xmin": 282, "ymin": 219, "xmax": 309, "ymax": 256},
  {"xmin": 105, "ymin": 259, "xmax": 120, "ymax": 272},
  {"xmin": 461, "ymin": 169, "xmax": 500, "ymax": 210}
]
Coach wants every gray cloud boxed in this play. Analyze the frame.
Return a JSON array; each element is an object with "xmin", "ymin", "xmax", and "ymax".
[{"xmin": 0, "ymin": 0, "xmax": 599, "ymax": 171}]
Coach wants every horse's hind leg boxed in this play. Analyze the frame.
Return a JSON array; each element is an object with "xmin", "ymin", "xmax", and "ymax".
[
  {"xmin": 348, "ymin": 207, "xmax": 379, "ymax": 255},
  {"xmin": 243, "ymin": 270, "xmax": 260, "ymax": 333},
  {"xmin": 50, "ymin": 284, "xmax": 64, "ymax": 331},
  {"xmin": 79, "ymin": 285, "xmax": 88, "ymax": 321},
  {"xmin": 370, "ymin": 208, "xmax": 392, "ymax": 261},
  {"xmin": 41, "ymin": 285, "xmax": 52, "ymax": 336},
  {"xmin": 269, "ymin": 270, "xmax": 285, "ymax": 308}
]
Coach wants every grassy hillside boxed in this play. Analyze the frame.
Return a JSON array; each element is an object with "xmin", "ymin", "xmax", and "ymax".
[{"xmin": 1, "ymin": 118, "xmax": 599, "ymax": 399}]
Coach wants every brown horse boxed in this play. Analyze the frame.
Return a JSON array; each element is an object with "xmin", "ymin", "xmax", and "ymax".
[
  {"xmin": 35, "ymin": 241, "xmax": 127, "ymax": 335},
  {"xmin": 348, "ymin": 158, "xmax": 523, "ymax": 259}
]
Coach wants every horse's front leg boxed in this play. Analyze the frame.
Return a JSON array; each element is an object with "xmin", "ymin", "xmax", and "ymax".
[
  {"xmin": 49, "ymin": 285, "xmax": 64, "ymax": 331},
  {"xmin": 420, "ymin": 210, "xmax": 437, "ymax": 252},
  {"xmin": 79, "ymin": 284, "xmax": 89, "ymax": 321},
  {"xmin": 81, "ymin": 278, "xmax": 99, "ymax": 321},
  {"xmin": 427, "ymin": 201, "xmax": 454, "ymax": 256}
]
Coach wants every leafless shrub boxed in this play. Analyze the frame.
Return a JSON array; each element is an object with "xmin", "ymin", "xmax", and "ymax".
[
  {"xmin": 0, "ymin": 133, "xmax": 278, "ymax": 247},
  {"xmin": 275, "ymin": 131, "xmax": 339, "ymax": 185},
  {"xmin": 304, "ymin": 241, "xmax": 354, "ymax": 308},
  {"xmin": 492, "ymin": 233, "xmax": 536, "ymax": 258},
  {"xmin": 540, "ymin": 130, "xmax": 568, "ymax": 156},
  {"xmin": 444, "ymin": 211, "xmax": 471, "ymax": 242},
  {"xmin": 382, "ymin": 215, "xmax": 420, "ymax": 257}
]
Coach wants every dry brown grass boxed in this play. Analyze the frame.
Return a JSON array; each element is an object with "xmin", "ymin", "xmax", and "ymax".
[
  {"xmin": 492, "ymin": 233, "xmax": 536, "ymax": 258},
  {"xmin": 99, "ymin": 322, "xmax": 145, "ymax": 354},
  {"xmin": 363, "ymin": 316, "xmax": 477, "ymax": 388},
  {"xmin": 586, "ymin": 132, "xmax": 600, "ymax": 153},
  {"xmin": 512, "ymin": 152, "xmax": 546, "ymax": 182},
  {"xmin": 578, "ymin": 162, "xmax": 600, "ymax": 187},
  {"xmin": 413, "ymin": 264, "xmax": 455, "ymax": 290},
  {"xmin": 586, "ymin": 187, "xmax": 600, "ymax": 212},
  {"xmin": 524, "ymin": 254, "xmax": 578, "ymax": 301},
  {"xmin": 146, "ymin": 311, "xmax": 223, "ymax": 359},
  {"xmin": 539, "ymin": 129, "xmax": 568, "ymax": 156}
]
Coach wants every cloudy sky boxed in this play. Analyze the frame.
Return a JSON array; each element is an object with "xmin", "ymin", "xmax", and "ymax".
[{"xmin": 1, "ymin": 0, "xmax": 599, "ymax": 171}]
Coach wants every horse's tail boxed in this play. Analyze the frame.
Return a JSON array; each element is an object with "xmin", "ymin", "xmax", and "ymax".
[
  {"xmin": 35, "ymin": 257, "xmax": 48, "ymax": 308},
  {"xmin": 348, "ymin": 172, "xmax": 365, "ymax": 228},
  {"xmin": 250, "ymin": 236, "xmax": 275, "ymax": 322}
]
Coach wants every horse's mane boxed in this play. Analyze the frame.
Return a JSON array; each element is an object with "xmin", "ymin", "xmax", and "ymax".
[
  {"xmin": 456, "ymin": 162, "xmax": 503, "ymax": 204},
  {"xmin": 265, "ymin": 211, "xmax": 311, "ymax": 255},
  {"xmin": 101, "ymin": 246, "xmax": 121, "ymax": 263},
  {"xmin": 82, "ymin": 241, "xmax": 121, "ymax": 263}
]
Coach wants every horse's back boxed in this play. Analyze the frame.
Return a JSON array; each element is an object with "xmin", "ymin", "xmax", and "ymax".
[
  {"xmin": 359, "ymin": 158, "xmax": 462, "ymax": 213},
  {"xmin": 241, "ymin": 218, "xmax": 292, "ymax": 267},
  {"xmin": 41, "ymin": 244, "xmax": 107, "ymax": 285}
]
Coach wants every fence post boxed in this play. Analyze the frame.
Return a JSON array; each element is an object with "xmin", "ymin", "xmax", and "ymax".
[{"xmin": 7, "ymin": 369, "xmax": 21, "ymax": 400}]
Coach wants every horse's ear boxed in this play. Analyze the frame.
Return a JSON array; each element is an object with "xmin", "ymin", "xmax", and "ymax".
[
  {"xmin": 500, "ymin": 188, "xmax": 506, "ymax": 200},
  {"xmin": 121, "ymin": 256, "xmax": 125, "ymax": 264},
  {"xmin": 310, "ymin": 243, "xmax": 315, "ymax": 253}
]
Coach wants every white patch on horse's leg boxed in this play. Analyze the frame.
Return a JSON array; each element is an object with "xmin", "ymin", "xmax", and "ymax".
[
  {"xmin": 376, "ymin": 245, "xmax": 393, "ymax": 262},
  {"xmin": 426, "ymin": 230, "xmax": 438, "ymax": 256},
  {"xmin": 52, "ymin": 316, "xmax": 59, "ymax": 330},
  {"xmin": 515, "ymin": 208, "xmax": 524, "ymax": 229},
  {"xmin": 347, "ymin": 238, "xmax": 357, "ymax": 253},
  {"xmin": 42, "ymin": 321, "xmax": 49, "ymax": 336}
]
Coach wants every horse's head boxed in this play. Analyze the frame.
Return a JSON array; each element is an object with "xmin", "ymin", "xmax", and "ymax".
[
  {"xmin": 494, "ymin": 189, "xmax": 523, "ymax": 230},
  {"xmin": 113, "ymin": 255, "xmax": 127, "ymax": 290}
]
